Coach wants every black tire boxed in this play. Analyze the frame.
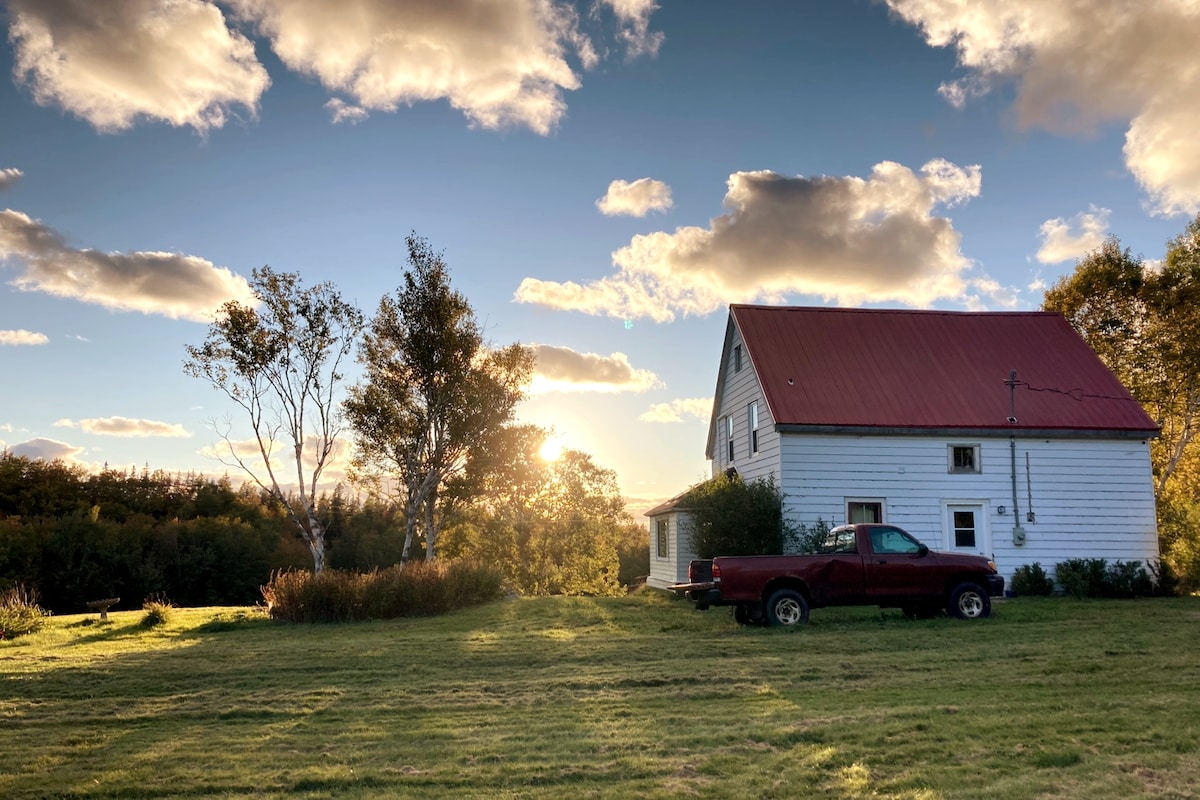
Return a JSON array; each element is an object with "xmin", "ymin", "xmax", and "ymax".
[
  {"xmin": 765, "ymin": 589, "xmax": 809, "ymax": 627},
  {"xmin": 948, "ymin": 582, "xmax": 991, "ymax": 619},
  {"xmin": 734, "ymin": 603, "xmax": 765, "ymax": 626}
]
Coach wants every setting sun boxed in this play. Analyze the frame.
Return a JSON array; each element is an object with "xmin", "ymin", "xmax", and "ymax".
[{"xmin": 539, "ymin": 436, "xmax": 564, "ymax": 462}]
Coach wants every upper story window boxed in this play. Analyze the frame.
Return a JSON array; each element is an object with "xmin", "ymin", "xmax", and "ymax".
[
  {"xmin": 733, "ymin": 344, "xmax": 742, "ymax": 372},
  {"xmin": 748, "ymin": 401, "xmax": 759, "ymax": 455},
  {"xmin": 726, "ymin": 415, "xmax": 735, "ymax": 462},
  {"xmin": 948, "ymin": 444, "xmax": 981, "ymax": 474}
]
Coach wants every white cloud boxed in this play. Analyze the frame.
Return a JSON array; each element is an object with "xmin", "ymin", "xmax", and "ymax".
[
  {"xmin": 7, "ymin": 437, "xmax": 85, "ymax": 462},
  {"xmin": 0, "ymin": 208, "xmax": 255, "ymax": 321},
  {"xmin": 886, "ymin": 0, "xmax": 1200, "ymax": 216},
  {"xmin": 0, "ymin": 168, "xmax": 23, "ymax": 191},
  {"xmin": 530, "ymin": 343, "xmax": 661, "ymax": 393},
  {"xmin": 325, "ymin": 98, "xmax": 369, "ymax": 125},
  {"xmin": 7, "ymin": 0, "xmax": 269, "ymax": 133},
  {"xmin": 638, "ymin": 397, "xmax": 711, "ymax": 424},
  {"xmin": 598, "ymin": 0, "xmax": 664, "ymax": 58},
  {"xmin": 54, "ymin": 417, "xmax": 192, "ymax": 438},
  {"xmin": 227, "ymin": 0, "xmax": 613, "ymax": 135},
  {"xmin": 516, "ymin": 159, "xmax": 984, "ymax": 321},
  {"xmin": 596, "ymin": 178, "xmax": 673, "ymax": 216},
  {"xmin": 0, "ymin": 329, "xmax": 48, "ymax": 346},
  {"xmin": 1036, "ymin": 206, "xmax": 1111, "ymax": 264}
]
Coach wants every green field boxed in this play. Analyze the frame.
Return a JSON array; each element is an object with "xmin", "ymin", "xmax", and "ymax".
[{"xmin": 3, "ymin": 591, "xmax": 1199, "ymax": 799}]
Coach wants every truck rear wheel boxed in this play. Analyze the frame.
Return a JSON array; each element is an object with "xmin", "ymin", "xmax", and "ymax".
[
  {"xmin": 948, "ymin": 582, "xmax": 991, "ymax": 619},
  {"xmin": 765, "ymin": 589, "xmax": 809, "ymax": 626}
]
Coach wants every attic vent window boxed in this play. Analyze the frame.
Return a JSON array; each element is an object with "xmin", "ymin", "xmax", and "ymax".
[
  {"xmin": 949, "ymin": 444, "xmax": 981, "ymax": 474},
  {"xmin": 733, "ymin": 345, "xmax": 742, "ymax": 372}
]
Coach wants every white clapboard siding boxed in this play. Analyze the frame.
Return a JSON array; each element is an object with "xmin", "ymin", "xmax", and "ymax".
[
  {"xmin": 710, "ymin": 326, "xmax": 781, "ymax": 483},
  {"xmin": 777, "ymin": 433, "xmax": 1159, "ymax": 581},
  {"xmin": 647, "ymin": 511, "xmax": 698, "ymax": 590}
]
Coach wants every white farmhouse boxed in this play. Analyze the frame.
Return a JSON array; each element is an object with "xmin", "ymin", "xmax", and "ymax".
[{"xmin": 647, "ymin": 305, "xmax": 1160, "ymax": 590}]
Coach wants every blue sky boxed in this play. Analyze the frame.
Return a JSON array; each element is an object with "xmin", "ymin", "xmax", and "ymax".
[{"xmin": 1, "ymin": 0, "xmax": 1196, "ymax": 513}]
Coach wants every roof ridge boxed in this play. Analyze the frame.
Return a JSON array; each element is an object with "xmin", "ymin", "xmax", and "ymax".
[{"xmin": 730, "ymin": 304, "xmax": 1055, "ymax": 317}]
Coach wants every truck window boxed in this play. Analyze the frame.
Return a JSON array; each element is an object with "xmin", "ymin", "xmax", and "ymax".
[
  {"xmin": 870, "ymin": 527, "xmax": 922, "ymax": 555},
  {"xmin": 821, "ymin": 528, "xmax": 858, "ymax": 554}
]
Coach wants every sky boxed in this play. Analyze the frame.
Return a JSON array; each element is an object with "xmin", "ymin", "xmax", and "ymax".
[{"xmin": 2, "ymin": 0, "xmax": 1198, "ymax": 515}]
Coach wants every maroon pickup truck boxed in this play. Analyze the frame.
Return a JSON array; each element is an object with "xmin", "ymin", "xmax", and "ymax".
[{"xmin": 669, "ymin": 523, "xmax": 1004, "ymax": 626}]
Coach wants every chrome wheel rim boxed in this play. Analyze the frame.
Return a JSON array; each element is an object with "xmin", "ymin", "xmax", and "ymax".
[
  {"xmin": 775, "ymin": 598, "xmax": 804, "ymax": 625},
  {"xmin": 957, "ymin": 591, "xmax": 984, "ymax": 618}
]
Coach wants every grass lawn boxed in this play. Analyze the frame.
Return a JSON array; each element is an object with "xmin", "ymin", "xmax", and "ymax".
[{"xmin": 2, "ymin": 591, "xmax": 1199, "ymax": 799}]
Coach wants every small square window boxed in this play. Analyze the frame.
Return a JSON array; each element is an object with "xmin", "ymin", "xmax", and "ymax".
[
  {"xmin": 847, "ymin": 500, "xmax": 883, "ymax": 524},
  {"xmin": 949, "ymin": 445, "xmax": 980, "ymax": 474}
]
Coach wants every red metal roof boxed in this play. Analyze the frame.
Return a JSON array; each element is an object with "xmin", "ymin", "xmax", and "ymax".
[{"xmin": 731, "ymin": 305, "xmax": 1158, "ymax": 433}]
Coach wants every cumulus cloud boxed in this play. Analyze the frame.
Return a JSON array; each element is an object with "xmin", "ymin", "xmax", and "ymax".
[
  {"xmin": 325, "ymin": 98, "xmax": 369, "ymax": 125},
  {"xmin": 6, "ymin": 437, "xmax": 85, "ymax": 462},
  {"xmin": 596, "ymin": 178, "xmax": 673, "ymax": 216},
  {"xmin": 7, "ymin": 0, "xmax": 269, "ymax": 133},
  {"xmin": 530, "ymin": 343, "xmax": 661, "ymax": 393},
  {"xmin": 0, "ymin": 329, "xmax": 48, "ymax": 346},
  {"xmin": 599, "ymin": 0, "xmax": 664, "ymax": 58},
  {"xmin": 0, "ymin": 169, "xmax": 23, "ymax": 191},
  {"xmin": 227, "ymin": 0, "xmax": 621, "ymax": 135},
  {"xmin": 54, "ymin": 417, "xmax": 192, "ymax": 438},
  {"xmin": 639, "ymin": 397, "xmax": 711, "ymax": 424},
  {"xmin": 885, "ymin": 0, "xmax": 1200, "ymax": 216},
  {"xmin": 0, "ymin": 209, "xmax": 256, "ymax": 321},
  {"xmin": 1036, "ymin": 206, "xmax": 1111, "ymax": 264},
  {"xmin": 516, "ymin": 159, "xmax": 986, "ymax": 321}
]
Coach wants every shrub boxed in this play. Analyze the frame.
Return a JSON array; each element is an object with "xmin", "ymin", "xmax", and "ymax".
[
  {"xmin": 261, "ymin": 560, "xmax": 506, "ymax": 624},
  {"xmin": 1103, "ymin": 560, "xmax": 1154, "ymax": 598},
  {"xmin": 1055, "ymin": 558, "xmax": 1110, "ymax": 599},
  {"xmin": 789, "ymin": 518, "xmax": 832, "ymax": 554},
  {"xmin": 1055, "ymin": 558, "xmax": 1156, "ymax": 599},
  {"xmin": 684, "ymin": 472, "xmax": 786, "ymax": 558},
  {"xmin": 1010, "ymin": 563, "xmax": 1055, "ymax": 596},
  {"xmin": 140, "ymin": 594, "xmax": 175, "ymax": 628},
  {"xmin": 0, "ymin": 584, "xmax": 49, "ymax": 639}
]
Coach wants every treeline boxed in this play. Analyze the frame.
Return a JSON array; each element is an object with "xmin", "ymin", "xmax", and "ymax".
[{"xmin": 0, "ymin": 453, "xmax": 650, "ymax": 614}]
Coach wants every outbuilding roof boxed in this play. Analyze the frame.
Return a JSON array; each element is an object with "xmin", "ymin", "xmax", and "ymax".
[{"xmin": 727, "ymin": 305, "xmax": 1158, "ymax": 434}]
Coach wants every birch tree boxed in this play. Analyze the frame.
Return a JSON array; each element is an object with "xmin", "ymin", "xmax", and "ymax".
[
  {"xmin": 344, "ymin": 235, "xmax": 533, "ymax": 562},
  {"xmin": 184, "ymin": 267, "xmax": 363, "ymax": 573}
]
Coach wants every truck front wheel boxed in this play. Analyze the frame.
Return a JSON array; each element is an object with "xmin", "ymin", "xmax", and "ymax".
[
  {"xmin": 948, "ymin": 582, "xmax": 991, "ymax": 619},
  {"xmin": 765, "ymin": 589, "xmax": 809, "ymax": 626}
]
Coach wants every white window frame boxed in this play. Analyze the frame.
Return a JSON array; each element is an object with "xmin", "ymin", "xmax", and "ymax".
[
  {"xmin": 726, "ymin": 415, "xmax": 735, "ymax": 462},
  {"xmin": 947, "ymin": 444, "xmax": 981, "ymax": 474},
  {"xmin": 846, "ymin": 498, "xmax": 885, "ymax": 524},
  {"xmin": 656, "ymin": 518, "xmax": 669, "ymax": 559},
  {"xmin": 749, "ymin": 401, "xmax": 759, "ymax": 455}
]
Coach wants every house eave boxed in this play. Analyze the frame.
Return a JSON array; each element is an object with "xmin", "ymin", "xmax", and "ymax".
[{"xmin": 774, "ymin": 424, "xmax": 1158, "ymax": 440}]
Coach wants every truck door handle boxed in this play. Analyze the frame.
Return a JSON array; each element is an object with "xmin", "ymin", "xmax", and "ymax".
[{"xmin": 876, "ymin": 559, "xmax": 887, "ymax": 564}]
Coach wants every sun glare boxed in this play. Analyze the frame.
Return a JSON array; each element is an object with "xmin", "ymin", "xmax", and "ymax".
[{"xmin": 539, "ymin": 436, "xmax": 564, "ymax": 462}]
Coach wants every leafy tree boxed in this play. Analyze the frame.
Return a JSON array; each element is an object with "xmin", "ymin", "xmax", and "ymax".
[
  {"xmin": 439, "ymin": 426, "xmax": 646, "ymax": 596},
  {"xmin": 344, "ymin": 235, "xmax": 533, "ymax": 562},
  {"xmin": 184, "ymin": 267, "xmax": 363, "ymax": 573},
  {"xmin": 1043, "ymin": 224, "xmax": 1200, "ymax": 493},
  {"xmin": 683, "ymin": 472, "xmax": 787, "ymax": 558},
  {"xmin": 1044, "ymin": 215, "xmax": 1200, "ymax": 590}
]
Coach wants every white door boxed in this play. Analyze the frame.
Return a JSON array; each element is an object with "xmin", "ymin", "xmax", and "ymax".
[{"xmin": 944, "ymin": 503, "xmax": 989, "ymax": 557}]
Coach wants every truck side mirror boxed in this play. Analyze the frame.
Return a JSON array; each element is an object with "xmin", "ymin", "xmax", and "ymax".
[{"xmin": 916, "ymin": 543, "xmax": 929, "ymax": 557}]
